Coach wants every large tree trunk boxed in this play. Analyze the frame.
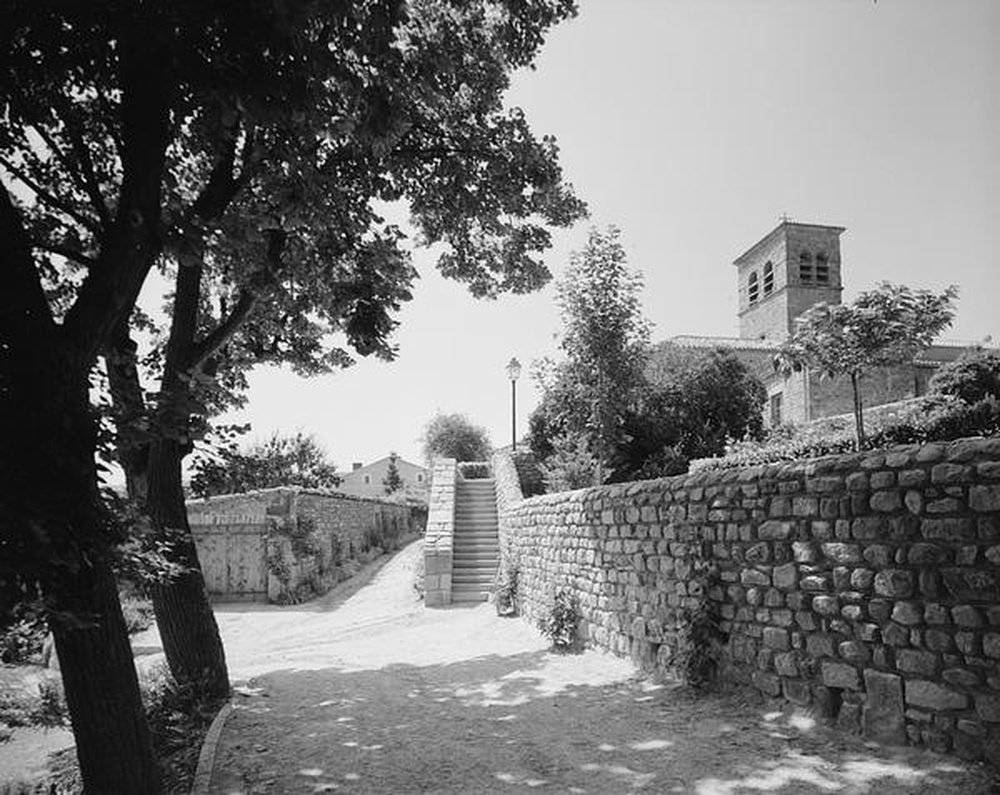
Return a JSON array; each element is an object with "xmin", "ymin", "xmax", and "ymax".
[
  {"xmin": 146, "ymin": 436, "xmax": 230, "ymax": 698},
  {"xmin": 4, "ymin": 342, "xmax": 163, "ymax": 794},
  {"xmin": 48, "ymin": 556, "xmax": 162, "ymax": 794}
]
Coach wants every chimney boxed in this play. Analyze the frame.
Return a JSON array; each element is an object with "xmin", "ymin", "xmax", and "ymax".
[{"xmin": 352, "ymin": 462, "xmax": 362, "ymax": 471}]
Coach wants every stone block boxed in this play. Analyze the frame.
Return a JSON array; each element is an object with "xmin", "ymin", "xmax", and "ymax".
[
  {"xmin": 863, "ymin": 544, "xmax": 892, "ymax": 567},
  {"xmin": 806, "ymin": 633, "xmax": 836, "ymax": 658},
  {"xmin": 942, "ymin": 667, "xmax": 980, "ymax": 688},
  {"xmin": 974, "ymin": 694, "xmax": 1000, "ymax": 723},
  {"xmin": 759, "ymin": 520, "xmax": 794, "ymax": 540},
  {"xmin": 745, "ymin": 542, "xmax": 771, "ymax": 563},
  {"xmin": 822, "ymin": 543, "xmax": 862, "ymax": 564},
  {"xmin": 931, "ymin": 463, "xmax": 971, "ymax": 484},
  {"xmin": 800, "ymin": 574, "xmax": 831, "ymax": 592},
  {"xmin": 906, "ymin": 543, "xmax": 950, "ymax": 565},
  {"xmin": 905, "ymin": 680, "xmax": 969, "ymax": 711},
  {"xmin": 813, "ymin": 595, "xmax": 840, "ymax": 616},
  {"xmin": 924, "ymin": 629, "xmax": 953, "ymax": 653},
  {"xmin": 951, "ymin": 605, "xmax": 982, "ymax": 628},
  {"xmin": 896, "ymin": 649, "xmax": 940, "ymax": 676},
  {"xmin": 891, "ymin": 601, "xmax": 922, "ymax": 626},
  {"xmin": 871, "ymin": 491, "xmax": 902, "ymax": 513},
  {"xmin": 763, "ymin": 627, "xmax": 789, "ymax": 651},
  {"xmin": 772, "ymin": 563, "xmax": 798, "ymax": 591},
  {"xmin": 838, "ymin": 641, "xmax": 870, "ymax": 663},
  {"xmin": 822, "ymin": 661, "xmax": 860, "ymax": 690},
  {"xmin": 793, "ymin": 541, "xmax": 818, "ymax": 563},
  {"xmin": 942, "ymin": 568, "xmax": 1000, "ymax": 601},
  {"xmin": 783, "ymin": 678, "xmax": 811, "ymax": 706},
  {"xmin": 741, "ymin": 568, "xmax": 770, "ymax": 587},
  {"xmin": 882, "ymin": 622, "xmax": 910, "ymax": 647},
  {"xmin": 970, "ymin": 485, "xmax": 1000, "ymax": 512},
  {"xmin": 984, "ymin": 633, "xmax": 1000, "ymax": 659},
  {"xmin": 874, "ymin": 570, "xmax": 915, "ymax": 598},
  {"xmin": 863, "ymin": 670, "xmax": 906, "ymax": 745},
  {"xmin": 752, "ymin": 670, "xmax": 782, "ymax": 697}
]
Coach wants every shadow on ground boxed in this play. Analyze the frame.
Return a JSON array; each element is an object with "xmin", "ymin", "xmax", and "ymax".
[{"xmin": 210, "ymin": 649, "xmax": 999, "ymax": 795}]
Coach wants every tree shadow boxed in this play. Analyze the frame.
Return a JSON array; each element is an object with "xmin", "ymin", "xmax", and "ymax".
[{"xmin": 209, "ymin": 650, "xmax": 997, "ymax": 795}]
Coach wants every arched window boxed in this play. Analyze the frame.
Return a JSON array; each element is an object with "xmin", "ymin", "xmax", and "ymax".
[
  {"xmin": 763, "ymin": 261, "xmax": 774, "ymax": 295},
  {"xmin": 816, "ymin": 253, "xmax": 830, "ymax": 284},
  {"xmin": 748, "ymin": 271, "xmax": 759, "ymax": 304},
  {"xmin": 799, "ymin": 252, "xmax": 813, "ymax": 282}
]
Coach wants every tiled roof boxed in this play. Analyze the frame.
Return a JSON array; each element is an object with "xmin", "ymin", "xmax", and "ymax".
[{"xmin": 667, "ymin": 334, "xmax": 781, "ymax": 352}]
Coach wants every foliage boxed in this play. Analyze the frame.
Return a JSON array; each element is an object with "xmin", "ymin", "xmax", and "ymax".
[
  {"xmin": 493, "ymin": 564, "xmax": 519, "ymax": 617},
  {"xmin": 929, "ymin": 348, "xmax": 1000, "ymax": 404},
  {"xmin": 672, "ymin": 601, "xmax": 726, "ymax": 690},
  {"xmin": 539, "ymin": 589, "xmax": 579, "ymax": 652},
  {"xmin": 141, "ymin": 667, "xmax": 227, "ymax": 794},
  {"xmin": 693, "ymin": 392, "xmax": 1000, "ymax": 473},
  {"xmin": 0, "ymin": 678, "xmax": 68, "ymax": 730},
  {"xmin": 190, "ymin": 432, "xmax": 340, "ymax": 498},
  {"xmin": 777, "ymin": 282, "xmax": 958, "ymax": 444},
  {"xmin": 383, "ymin": 452, "xmax": 404, "ymax": 494},
  {"xmin": 458, "ymin": 462, "xmax": 491, "ymax": 479},
  {"xmin": 0, "ymin": 602, "xmax": 48, "ymax": 665},
  {"xmin": 537, "ymin": 432, "xmax": 605, "ymax": 491},
  {"xmin": 422, "ymin": 412, "xmax": 492, "ymax": 462},
  {"xmin": 531, "ymin": 227, "xmax": 650, "ymax": 476},
  {"xmin": 120, "ymin": 596, "xmax": 156, "ymax": 636}
]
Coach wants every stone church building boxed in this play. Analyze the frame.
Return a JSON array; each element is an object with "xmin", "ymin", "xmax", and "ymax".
[{"xmin": 669, "ymin": 221, "xmax": 975, "ymax": 428}]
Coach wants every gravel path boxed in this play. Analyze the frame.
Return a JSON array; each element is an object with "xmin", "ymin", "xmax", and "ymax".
[{"xmin": 206, "ymin": 539, "xmax": 998, "ymax": 794}]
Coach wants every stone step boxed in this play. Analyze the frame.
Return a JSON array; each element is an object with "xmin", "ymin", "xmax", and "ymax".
[{"xmin": 451, "ymin": 590, "xmax": 489, "ymax": 603}]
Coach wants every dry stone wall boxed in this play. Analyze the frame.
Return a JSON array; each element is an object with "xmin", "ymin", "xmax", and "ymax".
[
  {"xmin": 424, "ymin": 459, "xmax": 457, "ymax": 607},
  {"xmin": 188, "ymin": 488, "xmax": 415, "ymax": 602},
  {"xmin": 496, "ymin": 439, "xmax": 1000, "ymax": 764}
]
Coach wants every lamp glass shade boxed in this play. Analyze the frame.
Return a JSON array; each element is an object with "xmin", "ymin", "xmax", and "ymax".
[{"xmin": 506, "ymin": 357, "xmax": 522, "ymax": 382}]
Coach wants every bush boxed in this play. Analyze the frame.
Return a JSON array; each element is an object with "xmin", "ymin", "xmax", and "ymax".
[
  {"xmin": 0, "ymin": 604, "xmax": 47, "ymax": 664},
  {"xmin": 929, "ymin": 349, "xmax": 1000, "ymax": 404},
  {"xmin": 538, "ymin": 432, "xmax": 603, "ymax": 492},
  {"xmin": 493, "ymin": 564, "xmax": 519, "ymax": 617},
  {"xmin": 458, "ymin": 462, "xmax": 491, "ymax": 479},
  {"xmin": 121, "ymin": 595, "xmax": 156, "ymax": 635},
  {"xmin": 692, "ymin": 392, "xmax": 1000, "ymax": 473},
  {"xmin": 538, "ymin": 589, "xmax": 579, "ymax": 652}
]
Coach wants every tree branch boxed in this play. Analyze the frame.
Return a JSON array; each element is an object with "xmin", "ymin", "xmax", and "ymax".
[
  {"xmin": 0, "ymin": 155, "xmax": 102, "ymax": 235},
  {"xmin": 51, "ymin": 101, "xmax": 114, "ymax": 228},
  {"xmin": 188, "ymin": 229, "xmax": 287, "ymax": 370},
  {"xmin": 32, "ymin": 240, "xmax": 96, "ymax": 268}
]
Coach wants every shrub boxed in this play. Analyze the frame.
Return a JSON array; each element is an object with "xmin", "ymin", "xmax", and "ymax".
[
  {"xmin": 671, "ymin": 601, "xmax": 726, "ymax": 690},
  {"xmin": 493, "ymin": 564, "xmax": 519, "ymax": 617},
  {"xmin": 929, "ymin": 349, "xmax": 1000, "ymax": 404},
  {"xmin": 121, "ymin": 596, "xmax": 156, "ymax": 635},
  {"xmin": 0, "ymin": 604, "xmax": 47, "ymax": 664},
  {"xmin": 538, "ymin": 432, "xmax": 603, "ymax": 492},
  {"xmin": 539, "ymin": 589, "xmax": 579, "ymax": 652},
  {"xmin": 458, "ymin": 462, "xmax": 491, "ymax": 479}
]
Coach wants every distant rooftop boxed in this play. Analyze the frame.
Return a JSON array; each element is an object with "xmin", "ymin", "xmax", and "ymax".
[{"xmin": 668, "ymin": 334, "xmax": 780, "ymax": 352}]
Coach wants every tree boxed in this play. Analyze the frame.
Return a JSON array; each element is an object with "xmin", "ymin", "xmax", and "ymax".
[
  {"xmin": 423, "ymin": 413, "xmax": 492, "ymax": 462},
  {"xmin": 383, "ymin": 452, "xmax": 404, "ymax": 494},
  {"xmin": 530, "ymin": 226, "xmax": 650, "ymax": 479},
  {"xmin": 190, "ymin": 433, "xmax": 340, "ymax": 498},
  {"xmin": 777, "ymin": 282, "xmax": 958, "ymax": 446},
  {"xmin": 1, "ymin": 3, "xmax": 584, "ymax": 790}
]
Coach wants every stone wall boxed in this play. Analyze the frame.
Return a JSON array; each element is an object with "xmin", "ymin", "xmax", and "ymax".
[
  {"xmin": 188, "ymin": 488, "xmax": 415, "ymax": 603},
  {"xmin": 424, "ymin": 459, "xmax": 457, "ymax": 607},
  {"xmin": 495, "ymin": 439, "xmax": 1000, "ymax": 764}
]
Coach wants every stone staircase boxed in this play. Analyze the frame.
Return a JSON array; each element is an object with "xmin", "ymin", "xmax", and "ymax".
[{"xmin": 451, "ymin": 478, "xmax": 499, "ymax": 602}]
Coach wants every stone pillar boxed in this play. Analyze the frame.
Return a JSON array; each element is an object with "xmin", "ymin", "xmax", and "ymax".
[{"xmin": 424, "ymin": 458, "xmax": 457, "ymax": 607}]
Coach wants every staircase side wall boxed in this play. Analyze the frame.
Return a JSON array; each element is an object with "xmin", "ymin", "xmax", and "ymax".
[{"xmin": 424, "ymin": 458, "xmax": 458, "ymax": 607}]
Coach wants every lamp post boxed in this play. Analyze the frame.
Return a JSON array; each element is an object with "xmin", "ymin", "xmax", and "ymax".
[{"xmin": 506, "ymin": 357, "xmax": 521, "ymax": 451}]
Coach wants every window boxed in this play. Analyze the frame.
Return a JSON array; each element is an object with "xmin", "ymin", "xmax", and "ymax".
[
  {"xmin": 799, "ymin": 252, "xmax": 813, "ymax": 282},
  {"xmin": 748, "ymin": 271, "xmax": 759, "ymax": 304},
  {"xmin": 763, "ymin": 261, "xmax": 774, "ymax": 295},
  {"xmin": 363, "ymin": 474, "xmax": 371, "ymax": 485},
  {"xmin": 417, "ymin": 473, "xmax": 424, "ymax": 483},
  {"xmin": 816, "ymin": 253, "xmax": 830, "ymax": 284},
  {"xmin": 770, "ymin": 393, "xmax": 783, "ymax": 427}
]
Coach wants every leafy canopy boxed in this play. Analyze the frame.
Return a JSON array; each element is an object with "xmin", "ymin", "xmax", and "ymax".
[
  {"xmin": 423, "ymin": 413, "xmax": 491, "ymax": 462},
  {"xmin": 189, "ymin": 432, "xmax": 339, "ymax": 498}
]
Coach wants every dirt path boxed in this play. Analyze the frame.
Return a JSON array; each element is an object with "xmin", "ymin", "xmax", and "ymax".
[{"xmin": 208, "ymin": 540, "xmax": 998, "ymax": 794}]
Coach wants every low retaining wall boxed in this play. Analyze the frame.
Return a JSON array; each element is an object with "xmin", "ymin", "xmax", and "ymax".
[
  {"xmin": 496, "ymin": 439, "xmax": 1000, "ymax": 764},
  {"xmin": 188, "ymin": 488, "xmax": 415, "ymax": 602},
  {"xmin": 424, "ymin": 459, "xmax": 457, "ymax": 607}
]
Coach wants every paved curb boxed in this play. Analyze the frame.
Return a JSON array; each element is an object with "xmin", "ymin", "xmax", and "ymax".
[{"xmin": 189, "ymin": 702, "xmax": 233, "ymax": 795}]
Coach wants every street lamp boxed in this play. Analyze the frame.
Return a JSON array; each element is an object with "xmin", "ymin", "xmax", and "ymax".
[{"xmin": 506, "ymin": 357, "xmax": 521, "ymax": 451}]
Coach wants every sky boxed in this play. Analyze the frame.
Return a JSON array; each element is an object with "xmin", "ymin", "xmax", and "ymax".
[{"xmin": 211, "ymin": 0, "xmax": 1000, "ymax": 470}]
